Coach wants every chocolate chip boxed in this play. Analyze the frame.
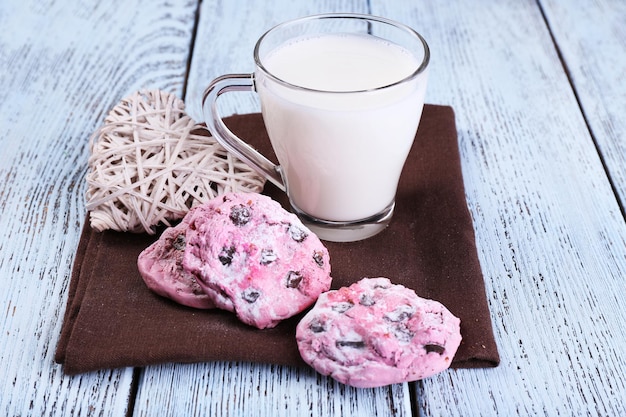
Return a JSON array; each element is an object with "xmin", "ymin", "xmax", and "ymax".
[
  {"xmin": 285, "ymin": 271, "xmax": 303, "ymax": 288},
  {"xmin": 384, "ymin": 305, "xmax": 415, "ymax": 322},
  {"xmin": 332, "ymin": 301, "xmax": 354, "ymax": 313},
  {"xmin": 172, "ymin": 234, "xmax": 186, "ymax": 251},
  {"xmin": 218, "ymin": 245, "xmax": 236, "ymax": 265},
  {"xmin": 242, "ymin": 288, "xmax": 260, "ymax": 303},
  {"xmin": 392, "ymin": 324, "xmax": 415, "ymax": 343},
  {"xmin": 288, "ymin": 224, "xmax": 308, "ymax": 242},
  {"xmin": 312, "ymin": 250, "xmax": 324, "ymax": 267},
  {"xmin": 424, "ymin": 344, "xmax": 446, "ymax": 355},
  {"xmin": 260, "ymin": 248, "xmax": 277, "ymax": 265},
  {"xmin": 336, "ymin": 340, "xmax": 366, "ymax": 349},
  {"xmin": 309, "ymin": 318, "xmax": 326, "ymax": 333},
  {"xmin": 229, "ymin": 204, "xmax": 251, "ymax": 226},
  {"xmin": 359, "ymin": 294, "xmax": 375, "ymax": 306}
]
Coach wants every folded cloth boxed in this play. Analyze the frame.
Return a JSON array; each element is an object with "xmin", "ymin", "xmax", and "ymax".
[{"xmin": 55, "ymin": 104, "xmax": 500, "ymax": 375}]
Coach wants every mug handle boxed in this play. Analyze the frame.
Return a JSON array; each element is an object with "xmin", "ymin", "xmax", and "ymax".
[{"xmin": 202, "ymin": 74, "xmax": 285, "ymax": 191}]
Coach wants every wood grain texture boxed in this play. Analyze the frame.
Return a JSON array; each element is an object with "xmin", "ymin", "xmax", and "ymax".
[
  {"xmin": 539, "ymin": 0, "xmax": 626, "ymax": 208},
  {"xmin": 373, "ymin": 0, "xmax": 626, "ymax": 415},
  {"xmin": 0, "ymin": 0, "xmax": 197, "ymax": 415},
  {"xmin": 135, "ymin": 361, "xmax": 410, "ymax": 417}
]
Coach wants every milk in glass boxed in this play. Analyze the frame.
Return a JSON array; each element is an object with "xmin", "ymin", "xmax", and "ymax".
[{"xmin": 256, "ymin": 33, "xmax": 428, "ymax": 222}]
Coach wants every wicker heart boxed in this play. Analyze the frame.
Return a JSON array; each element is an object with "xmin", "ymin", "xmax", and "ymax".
[{"xmin": 86, "ymin": 89, "xmax": 265, "ymax": 234}]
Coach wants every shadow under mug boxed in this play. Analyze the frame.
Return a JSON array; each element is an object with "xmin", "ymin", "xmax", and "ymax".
[{"xmin": 202, "ymin": 13, "xmax": 429, "ymax": 242}]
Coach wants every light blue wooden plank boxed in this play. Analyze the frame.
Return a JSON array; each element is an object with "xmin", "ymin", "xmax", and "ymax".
[
  {"xmin": 0, "ymin": 0, "xmax": 198, "ymax": 415},
  {"xmin": 540, "ymin": 0, "xmax": 626, "ymax": 206},
  {"xmin": 372, "ymin": 0, "xmax": 626, "ymax": 415},
  {"xmin": 135, "ymin": 361, "xmax": 411, "ymax": 417}
]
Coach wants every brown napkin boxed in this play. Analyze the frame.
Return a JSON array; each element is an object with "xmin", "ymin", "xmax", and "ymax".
[{"xmin": 55, "ymin": 104, "xmax": 500, "ymax": 375}]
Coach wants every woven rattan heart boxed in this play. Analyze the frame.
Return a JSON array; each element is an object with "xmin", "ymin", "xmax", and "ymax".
[{"xmin": 85, "ymin": 90, "xmax": 264, "ymax": 234}]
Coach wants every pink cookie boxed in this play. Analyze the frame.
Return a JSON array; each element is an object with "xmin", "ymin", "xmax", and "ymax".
[
  {"xmin": 183, "ymin": 192, "xmax": 332, "ymax": 329},
  {"xmin": 137, "ymin": 219, "xmax": 215, "ymax": 309},
  {"xmin": 296, "ymin": 277, "xmax": 462, "ymax": 388}
]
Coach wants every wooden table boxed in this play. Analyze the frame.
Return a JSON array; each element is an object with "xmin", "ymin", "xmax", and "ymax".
[{"xmin": 2, "ymin": 0, "xmax": 625, "ymax": 415}]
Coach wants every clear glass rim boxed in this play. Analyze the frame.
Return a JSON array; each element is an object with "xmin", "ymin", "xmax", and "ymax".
[{"xmin": 253, "ymin": 13, "xmax": 430, "ymax": 94}]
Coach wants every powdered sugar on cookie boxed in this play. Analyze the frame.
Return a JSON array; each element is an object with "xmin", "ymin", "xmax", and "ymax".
[
  {"xmin": 183, "ymin": 193, "xmax": 332, "ymax": 329},
  {"xmin": 296, "ymin": 277, "xmax": 461, "ymax": 388}
]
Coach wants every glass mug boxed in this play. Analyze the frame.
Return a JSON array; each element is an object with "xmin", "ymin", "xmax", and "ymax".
[{"xmin": 202, "ymin": 13, "xmax": 429, "ymax": 242}]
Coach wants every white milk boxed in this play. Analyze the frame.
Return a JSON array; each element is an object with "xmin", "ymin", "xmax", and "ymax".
[{"xmin": 256, "ymin": 33, "xmax": 428, "ymax": 222}]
